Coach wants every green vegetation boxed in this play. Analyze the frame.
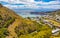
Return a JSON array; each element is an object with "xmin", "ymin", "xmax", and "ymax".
[
  {"xmin": 18, "ymin": 25, "xmax": 52, "ymax": 38},
  {"xmin": 0, "ymin": 16, "xmax": 15, "ymax": 38},
  {"xmin": 0, "ymin": 4, "xmax": 16, "ymax": 38},
  {"xmin": 0, "ymin": 4, "xmax": 60, "ymax": 38},
  {"xmin": 15, "ymin": 21, "xmax": 41, "ymax": 36},
  {"xmin": 3, "ymin": 18, "xmax": 15, "ymax": 28},
  {"xmin": 0, "ymin": 28, "xmax": 9, "ymax": 38},
  {"xmin": 15, "ymin": 20, "xmax": 52, "ymax": 38}
]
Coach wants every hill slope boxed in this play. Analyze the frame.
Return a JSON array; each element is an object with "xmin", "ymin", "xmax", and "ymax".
[
  {"xmin": 47, "ymin": 9, "xmax": 60, "ymax": 16},
  {"xmin": 0, "ymin": 4, "xmax": 52, "ymax": 38}
]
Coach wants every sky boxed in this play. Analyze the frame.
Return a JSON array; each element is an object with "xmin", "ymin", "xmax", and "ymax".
[{"xmin": 0, "ymin": 0, "xmax": 60, "ymax": 12}]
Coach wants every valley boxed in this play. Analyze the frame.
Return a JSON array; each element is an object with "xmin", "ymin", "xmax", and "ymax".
[{"xmin": 0, "ymin": 4, "xmax": 60, "ymax": 38}]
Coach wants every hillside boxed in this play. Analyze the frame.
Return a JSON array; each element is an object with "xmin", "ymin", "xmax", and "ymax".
[
  {"xmin": 0, "ymin": 4, "xmax": 52, "ymax": 38},
  {"xmin": 47, "ymin": 9, "xmax": 60, "ymax": 16}
]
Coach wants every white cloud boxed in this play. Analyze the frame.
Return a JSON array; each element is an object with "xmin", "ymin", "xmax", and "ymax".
[
  {"xmin": 47, "ymin": 1, "xmax": 60, "ymax": 5},
  {"xmin": 0, "ymin": 0, "xmax": 59, "ymax": 5},
  {"xmin": 0, "ymin": 0, "xmax": 60, "ymax": 9},
  {"xmin": 40, "ymin": 5, "xmax": 60, "ymax": 9},
  {"xmin": 35, "ymin": 1, "xmax": 60, "ymax": 5},
  {"xmin": 0, "ymin": 0, "xmax": 60, "ymax": 5},
  {"xmin": 0, "ymin": 0, "xmax": 35, "ymax": 5},
  {"xmin": 3, "ymin": 4, "xmax": 39, "ymax": 9},
  {"xmin": 3, "ymin": 4, "xmax": 60, "ymax": 10}
]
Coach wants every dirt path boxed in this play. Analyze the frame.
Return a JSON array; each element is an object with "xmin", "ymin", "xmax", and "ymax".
[{"xmin": 6, "ymin": 19, "xmax": 21, "ymax": 38}]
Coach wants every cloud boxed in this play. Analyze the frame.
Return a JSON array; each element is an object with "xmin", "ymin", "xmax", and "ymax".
[
  {"xmin": 0, "ymin": 0, "xmax": 59, "ymax": 5},
  {"xmin": 0, "ymin": 0, "xmax": 35, "ymax": 5},
  {"xmin": 3, "ymin": 4, "xmax": 39, "ymax": 9},
  {"xmin": 0, "ymin": 0, "xmax": 60, "ymax": 10},
  {"xmin": 35, "ymin": 1, "xmax": 60, "ymax": 5}
]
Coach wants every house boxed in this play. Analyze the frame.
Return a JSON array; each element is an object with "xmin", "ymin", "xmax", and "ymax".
[{"xmin": 52, "ymin": 28, "xmax": 60, "ymax": 35}]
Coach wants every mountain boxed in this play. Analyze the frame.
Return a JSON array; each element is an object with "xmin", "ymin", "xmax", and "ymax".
[
  {"xmin": 0, "ymin": 4, "xmax": 52, "ymax": 38},
  {"xmin": 30, "ymin": 9, "xmax": 60, "ymax": 16},
  {"xmin": 0, "ymin": 3, "xmax": 23, "ymax": 38},
  {"xmin": 48, "ymin": 9, "xmax": 60, "ymax": 16}
]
